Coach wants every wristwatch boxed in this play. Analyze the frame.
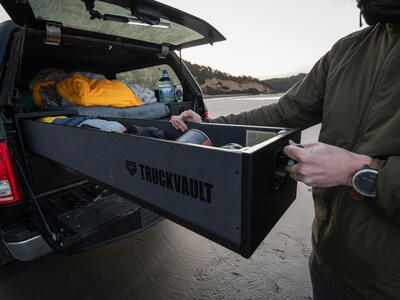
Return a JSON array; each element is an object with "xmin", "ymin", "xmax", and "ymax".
[{"xmin": 351, "ymin": 159, "xmax": 384, "ymax": 198}]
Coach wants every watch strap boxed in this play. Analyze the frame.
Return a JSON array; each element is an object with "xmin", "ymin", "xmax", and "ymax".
[{"xmin": 369, "ymin": 158, "xmax": 384, "ymax": 170}]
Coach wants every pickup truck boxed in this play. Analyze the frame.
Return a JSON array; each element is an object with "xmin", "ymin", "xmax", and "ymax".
[{"xmin": 0, "ymin": 0, "xmax": 299, "ymax": 264}]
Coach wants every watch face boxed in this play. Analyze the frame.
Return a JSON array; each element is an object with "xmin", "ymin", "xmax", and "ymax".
[{"xmin": 352, "ymin": 169, "xmax": 378, "ymax": 197}]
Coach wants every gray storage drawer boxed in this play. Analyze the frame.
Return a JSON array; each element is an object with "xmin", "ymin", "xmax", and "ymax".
[{"xmin": 19, "ymin": 115, "xmax": 300, "ymax": 258}]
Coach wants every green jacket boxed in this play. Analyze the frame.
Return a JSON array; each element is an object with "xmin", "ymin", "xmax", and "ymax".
[{"xmin": 211, "ymin": 24, "xmax": 400, "ymax": 299}]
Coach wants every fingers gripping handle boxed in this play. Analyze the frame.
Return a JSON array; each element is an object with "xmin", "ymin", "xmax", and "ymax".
[{"xmin": 273, "ymin": 143, "xmax": 303, "ymax": 190}]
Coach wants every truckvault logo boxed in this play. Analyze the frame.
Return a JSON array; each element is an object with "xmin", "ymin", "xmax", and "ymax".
[
  {"xmin": 125, "ymin": 161, "xmax": 137, "ymax": 176},
  {"xmin": 125, "ymin": 160, "xmax": 213, "ymax": 204}
]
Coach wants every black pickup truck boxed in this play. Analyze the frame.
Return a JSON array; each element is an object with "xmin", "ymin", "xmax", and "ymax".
[{"xmin": 0, "ymin": 0, "xmax": 300, "ymax": 264}]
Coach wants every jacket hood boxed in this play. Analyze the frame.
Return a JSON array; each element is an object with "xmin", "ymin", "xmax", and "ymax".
[{"xmin": 357, "ymin": 0, "xmax": 400, "ymax": 25}]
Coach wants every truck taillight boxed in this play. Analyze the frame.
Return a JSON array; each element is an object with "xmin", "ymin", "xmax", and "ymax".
[
  {"xmin": 0, "ymin": 142, "xmax": 22, "ymax": 204},
  {"xmin": 204, "ymin": 111, "xmax": 209, "ymax": 119}
]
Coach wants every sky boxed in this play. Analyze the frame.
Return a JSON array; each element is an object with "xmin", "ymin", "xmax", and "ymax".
[
  {"xmin": 0, "ymin": 1, "xmax": 365, "ymax": 78},
  {"xmin": 161, "ymin": 0, "xmax": 364, "ymax": 78}
]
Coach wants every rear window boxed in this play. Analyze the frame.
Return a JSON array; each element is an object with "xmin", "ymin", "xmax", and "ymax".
[
  {"xmin": 29, "ymin": 0, "xmax": 204, "ymax": 46},
  {"xmin": 116, "ymin": 65, "xmax": 181, "ymax": 90}
]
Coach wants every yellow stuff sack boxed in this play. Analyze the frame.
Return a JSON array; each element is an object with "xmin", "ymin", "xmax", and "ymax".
[
  {"xmin": 38, "ymin": 116, "xmax": 68, "ymax": 123},
  {"xmin": 56, "ymin": 73, "xmax": 142, "ymax": 108}
]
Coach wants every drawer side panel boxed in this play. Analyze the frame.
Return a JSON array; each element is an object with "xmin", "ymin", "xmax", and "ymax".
[{"xmin": 21, "ymin": 120, "xmax": 243, "ymax": 249}]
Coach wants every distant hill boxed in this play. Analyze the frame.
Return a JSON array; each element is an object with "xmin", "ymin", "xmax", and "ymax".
[
  {"xmin": 184, "ymin": 61, "xmax": 307, "ymax": 95},
  {"xmin": 262, "ymin": 73, "xmax": 307, "ymax": 93},
  {"xmin": 184, "ymin": 61, "xmax": 271, "ymax": 95}
]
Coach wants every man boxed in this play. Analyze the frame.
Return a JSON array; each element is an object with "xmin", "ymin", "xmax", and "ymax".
[{"xmin": 170, "ymin": 1, "xmax": 400, "ymax": 299}]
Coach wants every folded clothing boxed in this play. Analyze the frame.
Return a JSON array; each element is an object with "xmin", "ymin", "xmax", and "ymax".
[
  {"xmin": 39, "ymin": 116, "xmax": 89, "ymax": 127},
  {"xmin": 78, "ymin": 119, "xmax": 127, "ymax": 133},
  {"xmin": 52, "ymin": 116, "xmax": 89, "ymax": 127},
  {"xmin": 37, "ymin": 116, "xmax": 166, "ymax": 138},
  {"xmin": 70, "ymin": 102, "xmax": 170, "ymax": 120},
  {"xmin": 46, "ymin": 116, "xmax": 126, "ymax": 133}
]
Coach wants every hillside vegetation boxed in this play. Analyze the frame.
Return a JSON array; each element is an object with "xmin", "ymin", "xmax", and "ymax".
[
  {"xmin": 262, "ymin": 73, "xmax": 307, "ymax": 93},
  {"xmin": 184, "ymin": 61, "xmax": 271, "ymax": 95},
  {"xmin": 184, "ymin": 61, "xmax": 307, "ymax": 96}
]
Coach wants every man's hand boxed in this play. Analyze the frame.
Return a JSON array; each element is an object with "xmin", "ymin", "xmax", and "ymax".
[
  {"xmin": 170, "ymin": 110, "xmax": 202, "ymax": 132},
  {"xmin": 283, "ymin": 142, "xmax": 372, "ymax": 187}
]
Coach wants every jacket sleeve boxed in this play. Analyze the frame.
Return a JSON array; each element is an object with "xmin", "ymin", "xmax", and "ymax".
[
  {"xmin": 375, "ymin": 156, "xmax": 400, "ymax": 221},
  {"xmin": 348, "ymin": 156, "xmax": 400, "ymax": 271},
  {"xmin": 208, "ymin": 52, "xmax": 331, "ymax": 130}
]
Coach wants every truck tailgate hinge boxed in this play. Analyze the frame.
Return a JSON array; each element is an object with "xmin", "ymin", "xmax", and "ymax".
[{"xmin": 45, "ymin": 22, "xmax": 62, "ymax": 46}]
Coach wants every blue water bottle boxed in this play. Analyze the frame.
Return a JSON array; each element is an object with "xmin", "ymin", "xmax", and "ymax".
[{"xmin": 158, "ymin": 69, "xmax": 175, "ymax": 103}]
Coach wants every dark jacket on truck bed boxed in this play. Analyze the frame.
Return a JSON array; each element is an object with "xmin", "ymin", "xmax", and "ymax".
[{"xmin": 211, "ymin": 23, "xmax": 400, "ymax": 299}]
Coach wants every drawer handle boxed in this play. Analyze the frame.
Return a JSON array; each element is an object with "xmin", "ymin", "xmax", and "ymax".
[{"xmin": 273, "ymin": 144, "xmax": 303, "ymax": 190}]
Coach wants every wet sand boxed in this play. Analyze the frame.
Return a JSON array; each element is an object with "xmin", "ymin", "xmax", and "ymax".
[{"xmin": 0, "ymin": 95, "xmax": 320, "ymax": 300}]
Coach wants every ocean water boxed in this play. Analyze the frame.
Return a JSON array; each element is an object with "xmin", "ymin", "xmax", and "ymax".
[{"xmin": 206, "ymin": 94, "xmax": 283, "ymax": 102}]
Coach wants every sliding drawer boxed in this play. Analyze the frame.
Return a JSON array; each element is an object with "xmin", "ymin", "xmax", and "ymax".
[{"xmin": 18, "ymin": 116, "xmax": 300, "ymax": 258}]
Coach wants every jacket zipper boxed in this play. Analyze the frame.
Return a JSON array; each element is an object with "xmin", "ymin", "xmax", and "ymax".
[{"xmin": 352, "ymin": 33, "xmax": 400, "ymax": 151}]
